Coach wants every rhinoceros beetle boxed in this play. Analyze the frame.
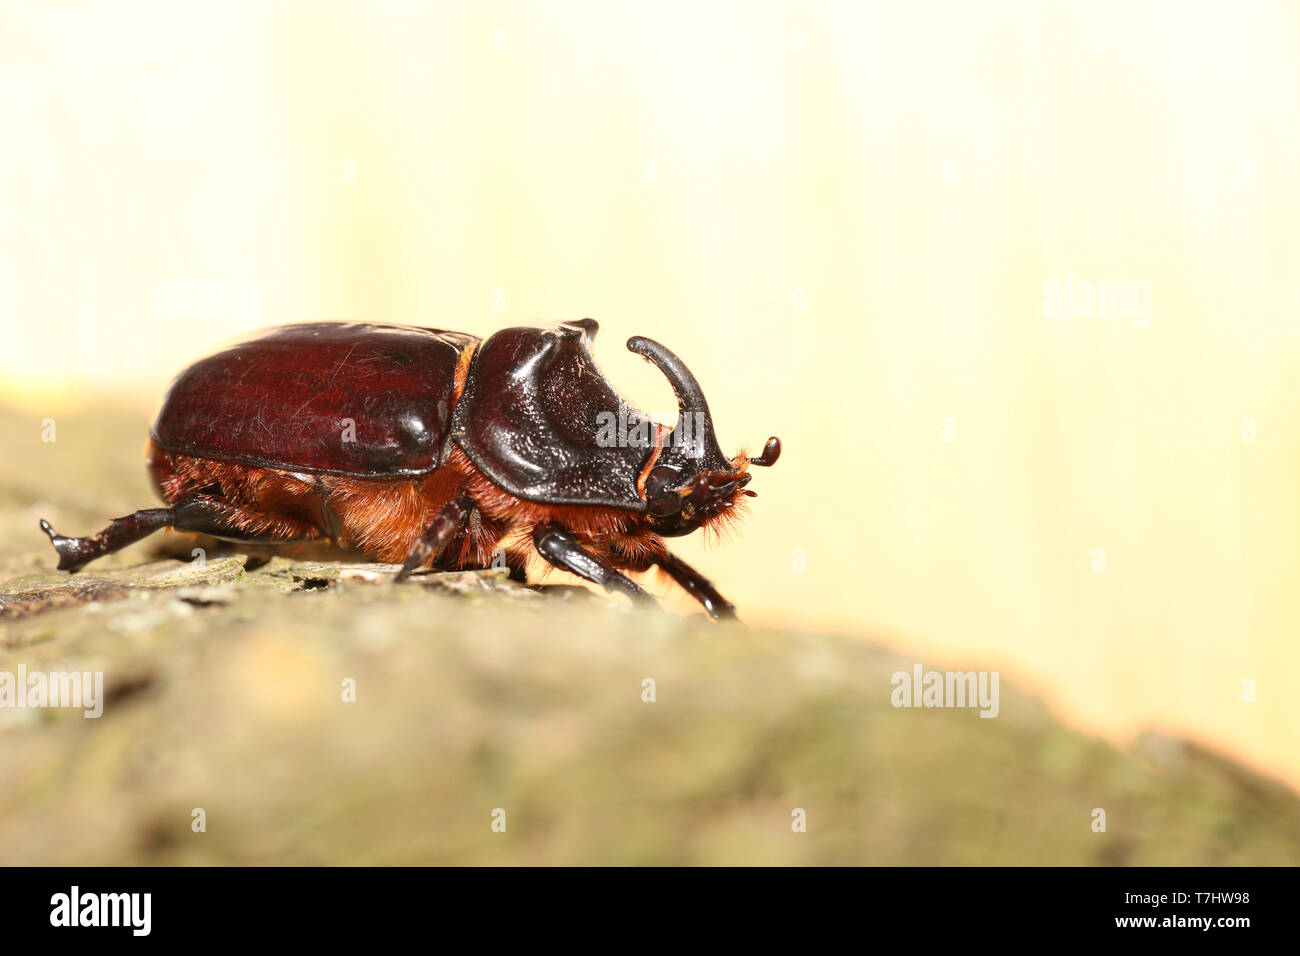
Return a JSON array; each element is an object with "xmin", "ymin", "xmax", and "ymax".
[{"xmin": 40, "ymin": 320, "xmax": 780, "ymax": 619}]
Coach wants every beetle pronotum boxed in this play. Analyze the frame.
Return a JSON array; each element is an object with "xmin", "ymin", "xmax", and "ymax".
[{"xmin": 41, "ymin": 320, "xmax": 780, "ymax": 619}]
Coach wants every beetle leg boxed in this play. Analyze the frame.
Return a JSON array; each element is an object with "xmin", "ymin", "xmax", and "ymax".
[
  {"xmin": 43, "ymin": 496, "xmax": 331, "ymax": 573},
  {"xmin": 396, "ymin": 495, "xmax": 473, "ymax": 582},
  {"xmin": 654, "ymin": 550, "xmax": 739, "ymax": 621},
  {"xmin": 502, "ymin": 545, "xmax": 531, "ymax": 583},
  {"xmin": 532, "ymin": 523, "xmax": 658, "ymax": 609},
  {"xmin": 170, "ymin": 497, "xmax": 324, "ymax": 543},
  {"xmin": 40, "ymin": 509, "xmax": 174, "ymax": 573}
]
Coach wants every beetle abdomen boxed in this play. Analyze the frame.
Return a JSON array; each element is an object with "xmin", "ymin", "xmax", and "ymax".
[
  {"xmin": 147, "ymin": 440, "xmax": 516, "ymax": 567},
  {"xmin": 151, "ymin": 322, "xmax": 478, "ymax": 477}
]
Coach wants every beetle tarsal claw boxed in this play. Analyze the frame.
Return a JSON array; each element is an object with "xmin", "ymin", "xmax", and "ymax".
[{"xmin": 39, "ymin": 518, "xmax": 85, "ymax": 572}]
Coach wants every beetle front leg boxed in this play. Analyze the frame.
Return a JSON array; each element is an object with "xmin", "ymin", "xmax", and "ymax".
[
  {"xmin": 655, "ymin": 550, "xmax": 738, "ymax": 621},
  {"xmin": 396, "ymin": 495, "xmax": 473, "ymax": 582},
  {"xmin": 533, "ymin": 523, "xmax": 658, "ymax": 609}
]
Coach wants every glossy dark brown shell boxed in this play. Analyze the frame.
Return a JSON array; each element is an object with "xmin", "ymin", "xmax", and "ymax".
[
  {"xmin": 151, "ymin": 322, "xmax": 478, "ymax": 477},
  {"xmin": 451, "ymin": 321, "xmax": 661, "ymax": 509}
]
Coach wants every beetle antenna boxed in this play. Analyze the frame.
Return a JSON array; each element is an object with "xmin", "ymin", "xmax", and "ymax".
[{"xmin": 747, "ymin": 436, "xmax": 782, "ymax": 467}]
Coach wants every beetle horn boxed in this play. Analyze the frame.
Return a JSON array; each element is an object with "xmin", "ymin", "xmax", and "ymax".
[{"xmin": 626, "ymin": 336, "xmax": 723, "ymax": 456}]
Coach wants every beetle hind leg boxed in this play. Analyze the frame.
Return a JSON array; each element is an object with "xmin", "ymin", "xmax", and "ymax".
[
  {"xmin": 170, "ymin": 496, "xmax": 324, "ymax": 544},
  {"xmin": 42, "ymin": 494, "xmax": 333, "ymax": 573},
  {"xmin": 40, "ymin": 508, "xmax": 175, "ymax": 573}
]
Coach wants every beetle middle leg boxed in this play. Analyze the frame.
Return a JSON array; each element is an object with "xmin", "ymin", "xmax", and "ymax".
[
  {"xmin": 395, "ymin": 494, "xmax": 474, "ymax": 582},
  {"xmin": 654, "ymin": 551, "xmax": 738, "ymax": 621},
  {"xmin": 532, "ymin": 522, "xmax": 658, "ymax": 609}
]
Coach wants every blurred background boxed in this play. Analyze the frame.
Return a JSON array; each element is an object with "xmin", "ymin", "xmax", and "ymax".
[{"xmin": 1, "ymin": 0, "xmax": 1296, "ymax": 800}]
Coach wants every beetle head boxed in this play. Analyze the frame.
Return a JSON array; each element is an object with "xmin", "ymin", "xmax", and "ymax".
[{"xmin": 627, "ymin": 336, "xmax": 781, "ymax": 537}]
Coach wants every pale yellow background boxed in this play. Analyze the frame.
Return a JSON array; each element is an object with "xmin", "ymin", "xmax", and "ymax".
[{"xmin": 2, "ymin": 2, "xmax": 1297, "ymax": 788}]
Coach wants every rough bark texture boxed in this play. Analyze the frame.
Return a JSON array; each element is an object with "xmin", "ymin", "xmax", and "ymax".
[{"xmin": 1, "ymin": 406, "xmax": 1297, "ymax": 864}]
